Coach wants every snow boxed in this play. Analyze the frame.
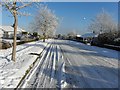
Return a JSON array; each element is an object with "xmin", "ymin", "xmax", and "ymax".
[
  {"xmin": 60, "ymin": 40, "xmax": 118, "ymax": 88},
  {"xmin": 0, "ymin": 25, "xmax": 24, "ymax": 32},
  {"xmin": 0, "ymin": 39, "xmax": 118, "ymax": 88},
  {"xmin": 2, "ymin": 39, "xmax": 20, "ymax": 44},
  {"xmin": 0, "ymin": 39, "xmax": 52, "ymax": 88},
  {"xmin": 20, "ymin": 40, "xmax": 67, "ymax": 88},
  {"xmin": 68, "ymin": 40, "xmax": 118, "ymax": 61}
]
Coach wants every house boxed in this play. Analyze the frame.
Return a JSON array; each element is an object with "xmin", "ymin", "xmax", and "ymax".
[
  {"xmin": 81, "ymin": 32, "xmax": 98, "ymax": 43},
  {"xmin": 75, "ymin": 34, "xmax": 83, "ymax": 41},
  {"xmin": 0, "ymin": 26, "xmax": 4, "ymax": 38},
  {"xmin": 0, "ymin": 25, "xmax": 25, "ymax": 39}
]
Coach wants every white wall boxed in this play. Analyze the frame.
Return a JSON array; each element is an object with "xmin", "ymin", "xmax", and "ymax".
[{"xmin": 0, "ymin": 29, "xmax": 4, "ymax": 38}]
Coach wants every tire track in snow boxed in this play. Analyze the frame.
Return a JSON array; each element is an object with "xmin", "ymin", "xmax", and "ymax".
[
  {"xmin": 41, "ymin": 45, "xmax": 54, "ymax": 88},
  {"xmin": 24, "ymin": 41, "xmax": 64, "ymax": 88},
  {"xmin": 25, "ymin": 43, "xmax": 52, "ymax": 88},
  {"xmin": 33, "ymin": 44, "xmax": 53, "ymax": 88},
  {"xmin": 43, "ymin": 45, "xmax": 54, "ymax": 88}
]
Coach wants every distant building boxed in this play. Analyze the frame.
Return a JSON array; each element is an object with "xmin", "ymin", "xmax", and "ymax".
[
  {"xmin": 0, "ymin": 26, "xmax": 4, "ymax": 38},
  {"xmin": 76, "ymin": 34, "xmax": 83, "ymax": 41},
  {"xmin": 81, "ymin": 32, "xmax": 98, "ymax": 43},
  {"xmin": 0, "ymin": 25, "xmax": 25, "ymax": 39},
  {"xmin": 76, "ymin": 34, "xmax": 81, "ymax": 37}
]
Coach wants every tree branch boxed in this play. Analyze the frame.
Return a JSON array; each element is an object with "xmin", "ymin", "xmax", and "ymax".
[
  {"xmin": 17, "ymin": 12, "xmax": 32, "ymax": 16},
  {"xmin": 17, "ymin": 2, "xmax": 32, "ymax": 10},
  {"xmin": 4, "ymin": 3, "xmax": 14, "ymax": 15}
]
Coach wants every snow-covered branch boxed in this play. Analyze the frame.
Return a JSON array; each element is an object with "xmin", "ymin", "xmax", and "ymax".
[
  {"xmin": 31, "ymin": 5, "xmax": 59, "ymax": 42},
  {"xmin": 88, "ymin": 10, "xmax": 117, "ymax": 34},
  {"xmin": 16, "ymin": 2, "xmax": 32, "ymax": 10}
]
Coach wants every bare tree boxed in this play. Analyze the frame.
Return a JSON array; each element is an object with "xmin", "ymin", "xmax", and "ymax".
[
  {"xmin": 88, "ymin": 9, "xmax": 117, "ymax": 34},
  {"xmin": 1, "ymin": 2, "xmax": 32, "ymax": 62},
  {"xmin": 31, "ymin": 5, "xmax": 59, "ymax": 42}
]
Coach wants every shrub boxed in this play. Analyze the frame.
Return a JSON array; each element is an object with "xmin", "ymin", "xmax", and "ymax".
[
  {"xmin": 33, "ymin": 32, "xmax": 38, "ymax": 37},
  {"xmin": 113, "ymin": 38, "xmax": 120, "ymax": 46},
  {"xmin": 98, "ymin": 32, "xmax": 116, "ymax": 44},
  {"xmin": 0, "ymin": 40, "xmax": 12, "ymax": 49}
]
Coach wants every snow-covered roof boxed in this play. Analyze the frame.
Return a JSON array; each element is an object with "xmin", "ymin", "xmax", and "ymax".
[
  {"xmin": 81, "ymin": 32, "xmax": 98, "ymax": 38},
  {"xmin": 0, "ymin": 25, "xmax": 25, "ymax": 32},
  {"xmin": 76, "ymin": 34, "xmax": 81, "ymax": 37}
]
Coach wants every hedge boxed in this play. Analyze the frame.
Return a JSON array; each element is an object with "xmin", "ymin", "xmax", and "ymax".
[{"xmin": 16, "ymin": 39, "xmax": 39, "ymax": 45}]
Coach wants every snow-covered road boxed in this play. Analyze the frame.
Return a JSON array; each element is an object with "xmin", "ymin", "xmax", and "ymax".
[
  {"xmin": 22, "ymin": 41, "xmax": 65, "ymax": 88},
  {"xmin": 20, "ymin": 40, "xmax": 118, "ymax": 88},
  {"xmin": 60, "ymin": 40, "xmax": 118, "ymax": 88}
]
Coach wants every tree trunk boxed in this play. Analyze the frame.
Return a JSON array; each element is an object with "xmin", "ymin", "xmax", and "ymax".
[
  {"xmin": 43, "ymin": 33, "xmax": 46, "ymax": 42},
  {"xmin": 11, "ymin": 2, "xmax": 17, "ymax": 62}
]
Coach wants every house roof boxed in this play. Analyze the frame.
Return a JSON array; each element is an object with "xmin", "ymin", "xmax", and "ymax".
[
  {"xmin": 76, "ymin": 34, "xmax": 81, "ymax": 37},
  {"xmin": 0, "ymin": 25, "xmax": 25, "ymax": 32},
  {"xmin": 81, "ymin": 32, "xmax": 98, "ymax": 38}
]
